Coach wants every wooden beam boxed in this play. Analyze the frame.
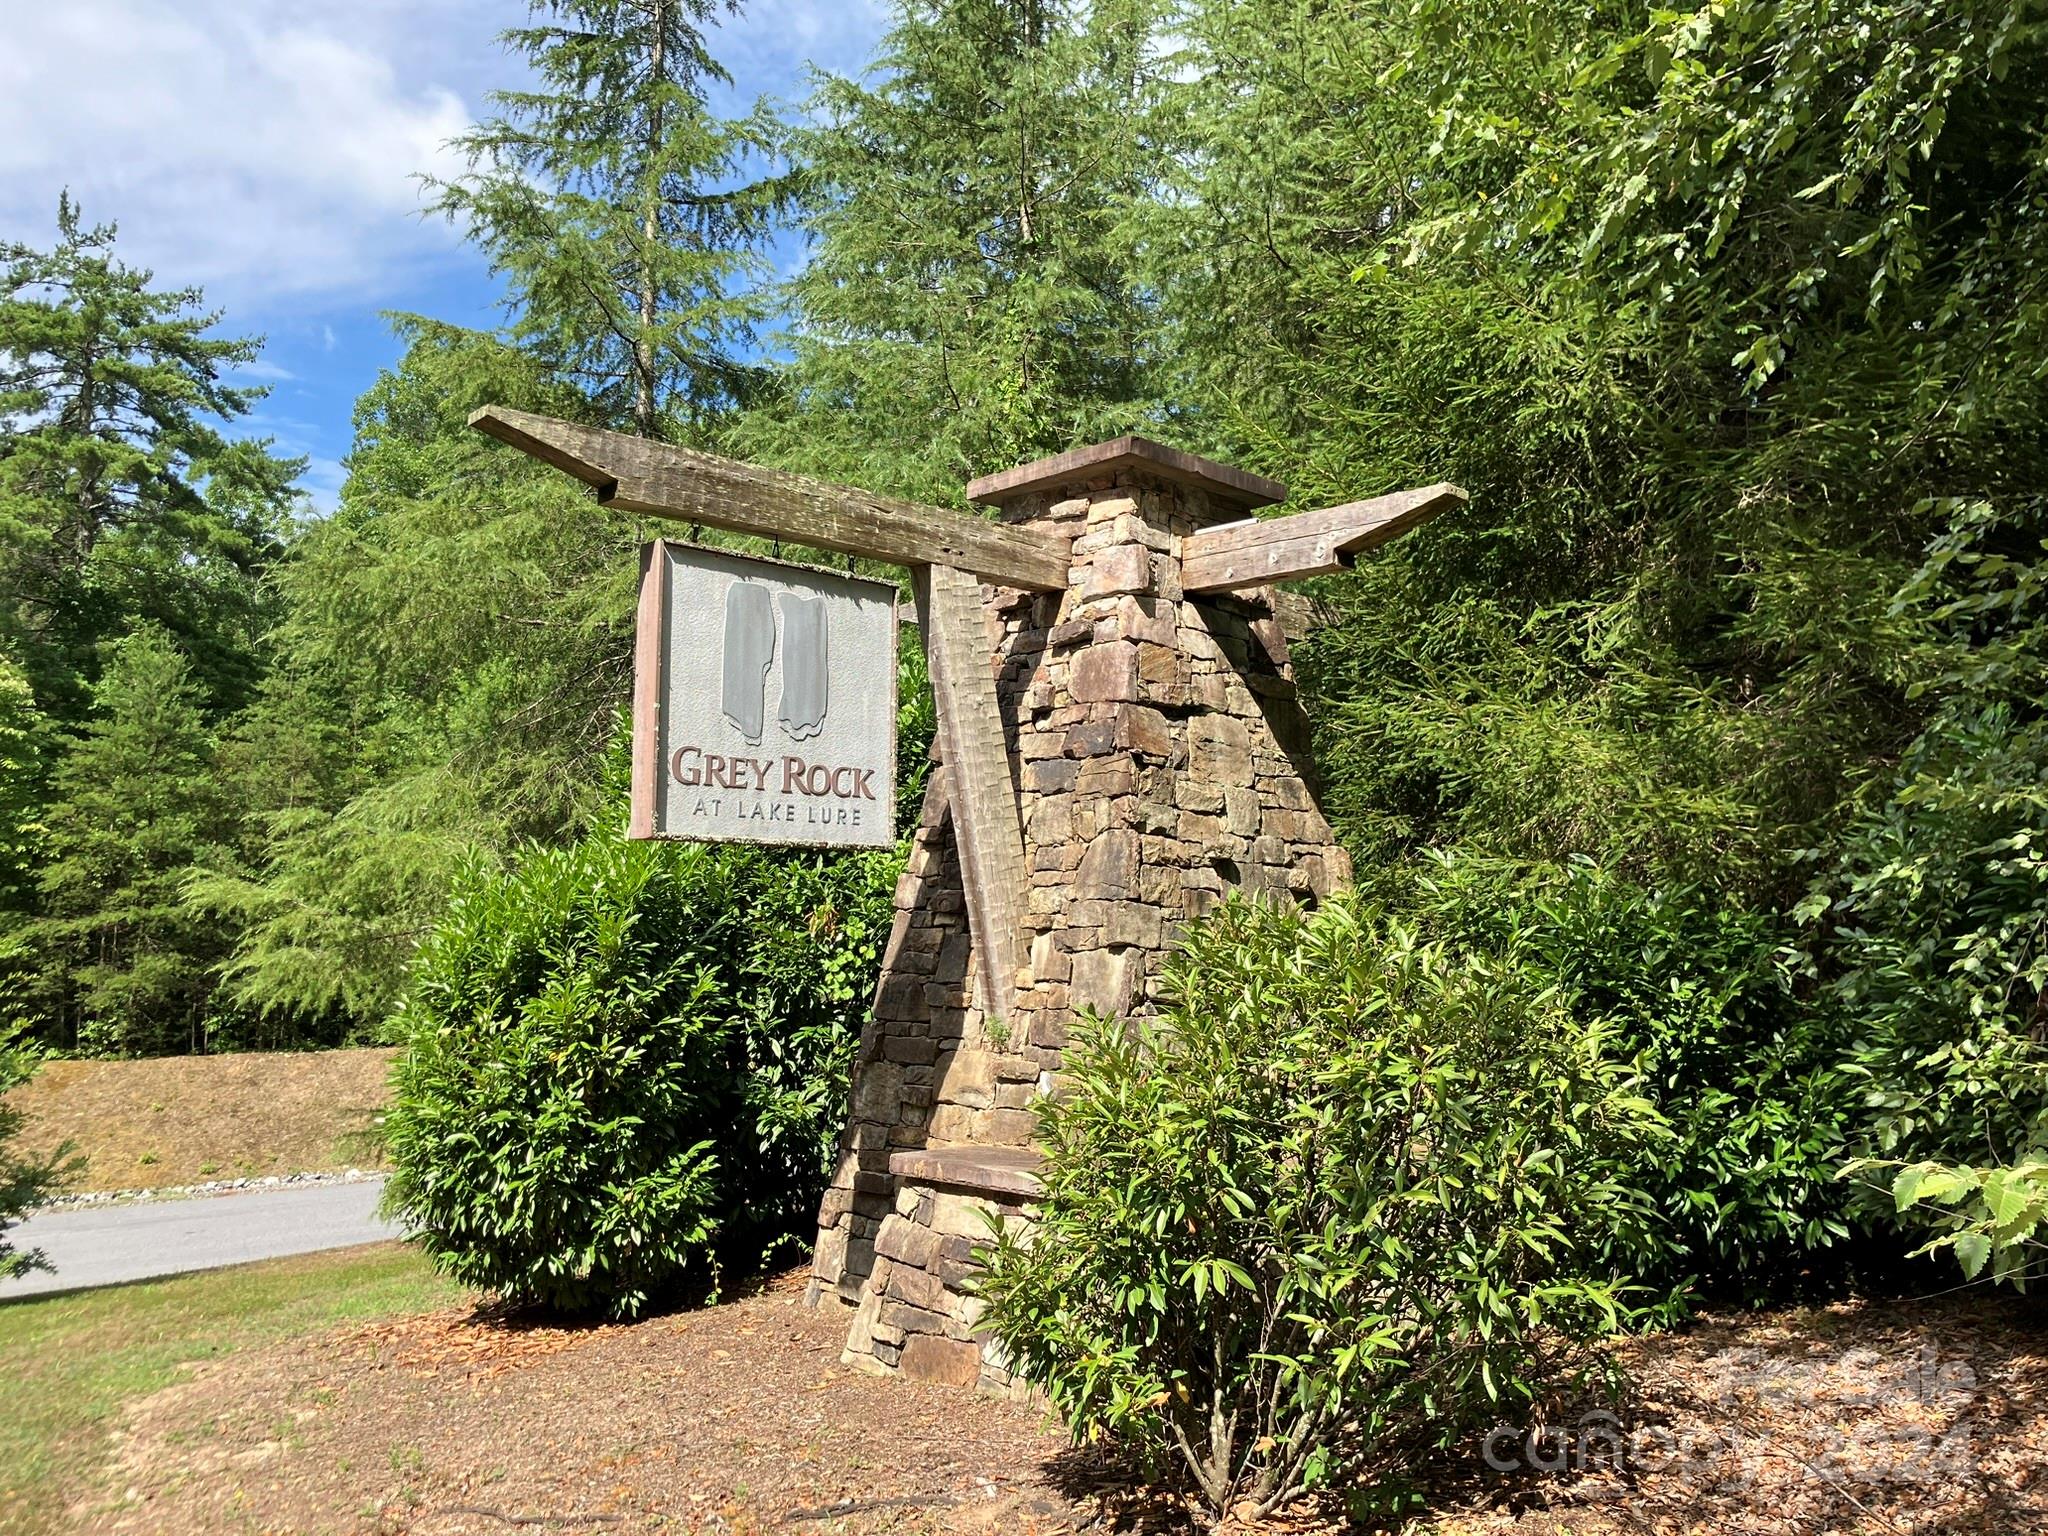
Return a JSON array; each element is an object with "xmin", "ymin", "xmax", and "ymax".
[
  {"xmin": 967, "ymin": 434, "xmax": 1287, "ymax": 514},
  {"xmin": 470, "ymin": 406, "xmax": 1072, "ymax": 593},
  {"xmin": 915, "ymin": 564, "xmax": 1027, "ymax": 1020},
  {"xmin": 1180, "ymin": 483, "xmax": 1467, "ymax": 593}
]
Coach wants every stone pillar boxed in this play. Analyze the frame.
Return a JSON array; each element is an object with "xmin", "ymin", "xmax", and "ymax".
[{"xmin": 808, "ymin": 439, "xmax": 1353, "ymax": 1391}]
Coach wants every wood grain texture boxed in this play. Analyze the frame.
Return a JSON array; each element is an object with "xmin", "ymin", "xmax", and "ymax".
[
  {"xmin": 1181, "ymin": 482, "xmax": 1467, "ymax": 592},
  {"xmin": 966, "ymin": 434, "xmax": 1287, "ymax": 513},
  {"xmin": 915, "ymin": 564, "xmax": 1027, "ymax": 1020},
  {"xmin": 471, "ymin": 405, "xmax": 1072, "ymax": 592},
  {"xmin": 628, "ymin": 540, "xmax": 668, "ymax": 840}
]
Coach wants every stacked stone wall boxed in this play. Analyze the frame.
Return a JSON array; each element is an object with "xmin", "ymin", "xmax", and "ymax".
[
  {"xmin": 839, "ymin": 1173, "xmax": 1034, "ymax": 1394},
  {"xmin": 809, "ymin": 463, "xmax": 1353, "ymax": 1386},
  {"xmin": 808, "ymin": 772, "xmax": 975, "ymax": 1309}
]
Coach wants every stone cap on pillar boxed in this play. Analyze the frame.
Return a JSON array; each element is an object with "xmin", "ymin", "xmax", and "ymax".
[
  {"xmin": 888, "ymin": 1146, "xmax": 1045, "ymax": 1200},
  {"xmin": 967, "ymin": 435, "xmax": 1286, "ymax": 522}
]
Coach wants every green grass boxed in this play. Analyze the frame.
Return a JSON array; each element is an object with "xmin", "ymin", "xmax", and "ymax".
[{"xmin": 0, "ymin": 1242, "xmax": 459, "ymax": 1535}]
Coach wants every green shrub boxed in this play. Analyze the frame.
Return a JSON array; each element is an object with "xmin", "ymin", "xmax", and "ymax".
[
  {"xmin": 384, "ymin": 831, "xmax": 893, "ymax": 1318},
  {"xmin": 1811, "ymin": 501, "xmax": 2048, "ymax": 1284},
  {"xmin": 1, "ymin": 1018, "xmax": 71, "ymax": 1280},
  {"xmin": 975, "ymin": 894, "xmax": 1664, "ymax": 1517},
  {"xmin": 1858, "ymin": 1155, "xmax": 2048, "ymax": 1287},
  {"xmin": 1822, "ymin": 696, "xmax": 2048, "ymax": 1285},
  {"xmin": 1395, "ymin": 855, "xmax": 1856, "ymax": 1311}
]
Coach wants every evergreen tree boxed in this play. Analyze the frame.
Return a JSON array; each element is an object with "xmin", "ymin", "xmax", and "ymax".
[
  {"xmin": 0, "ymin": 661, "xmax": 47, "ymax": 1023},
  {"xmin": 1153, "ymin": 0, "xmax": 2048, "ymax": 900},
  {"xmin": 195, "ymin": 0, "xmax": 796, "ymax": 1037},
  {"xmin": 1133, "ymin": 0, "xmax": 2048, "ymax": 1292},
  {"xmin": 427, "ymin": 0, "xmax": 776, "ymax": 440},
  {"xmin": 0, "ymin": 195, "xmax": 301, "ymax": 722},
  {"xmin": 187, "ymin": 321, "xmax": 636, "ymax": 1032},
  {"xmin": 0, "ymin": 660, "xmax": 45, "ymax": 920},
  {"xmin": 1, "ymin": 1023, "xmax": 74, "ymax": 1279},
  {"xmin": 736, "ymin": 0, "xmax": 1170, "ymax": 501},
  {"xmin": 29, "ymin": 626, "xmax": 233, "ymax": 1055}
]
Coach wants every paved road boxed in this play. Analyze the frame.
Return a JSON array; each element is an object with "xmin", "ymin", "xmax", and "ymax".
[{"xmin": 0, "ymin": 1178, "xmax": 401, "ymax": 1300}]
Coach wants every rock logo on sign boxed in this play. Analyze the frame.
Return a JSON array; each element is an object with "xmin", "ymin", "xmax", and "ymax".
[{"xmin": 720, "ymin": 579, "xmax": 831, "ymax": 745}]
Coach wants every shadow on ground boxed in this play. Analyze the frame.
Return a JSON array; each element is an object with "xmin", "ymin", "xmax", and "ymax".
[{"xmin": 60, "ymin": 1277, "xmax": 2048, "ymax": 1535}]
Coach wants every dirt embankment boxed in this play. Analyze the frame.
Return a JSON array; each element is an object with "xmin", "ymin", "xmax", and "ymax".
[{"xmin": 5, "ymin": 1047, "xmax": 396, "ymax": 1193}]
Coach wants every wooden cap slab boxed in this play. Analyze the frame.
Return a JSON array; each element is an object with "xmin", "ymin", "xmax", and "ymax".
[{"xmin": 966, "ymin": 435, "xmax": 1286, "ymax": 513}]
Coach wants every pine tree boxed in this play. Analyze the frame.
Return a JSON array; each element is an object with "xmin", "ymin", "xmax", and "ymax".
[
  {"xmin": 186, "ymin": 322, "xmax": 627, "ymax": 1034},
  {"xmin": 0, "ymin": 660, "xmax": 44, "ymax": 920},
  {"xmin": 1, "ymin": 1022, "xmax": 74, "ymax": 1279},
  {"xmin": 735, "ymin": 0, "xmax": 1171, "ymax": 502},
  {"xmin": 0, "ymin": 196, "xmax": 301, "ymax": 723},
  {"xmin": 30, "ymin": 626, "xmax": 232, "ymax": 1055},
  {"xmin": 427, "ymin": 0, "xmax": 776, "ymax": 440},
  {"xmin": 198, "ymin": 0, "xmax": 787, "ymax": 1037},
  {"xmin": 0, "ymin": 660, "xmax": 47, "ymax": 1027}
]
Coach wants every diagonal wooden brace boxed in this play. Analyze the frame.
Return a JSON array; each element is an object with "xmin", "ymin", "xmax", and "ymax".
[{"xmin": 913, "ymin": 564, "xmax": 1027, "ymax": 1021}]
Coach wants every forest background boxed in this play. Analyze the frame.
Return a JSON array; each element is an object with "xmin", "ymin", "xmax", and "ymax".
[{"xmin": 3, "ymin": 0, "xmax": 2047, "ymax": 1293}]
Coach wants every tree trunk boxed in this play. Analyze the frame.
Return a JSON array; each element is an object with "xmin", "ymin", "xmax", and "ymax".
[
  {"xmin": 635, "ymin": 0, "xmax": 669, "ymax": 439},
  {"xmin": 65, "ymin": 329, "xmax": 104, "ymax": 561}
]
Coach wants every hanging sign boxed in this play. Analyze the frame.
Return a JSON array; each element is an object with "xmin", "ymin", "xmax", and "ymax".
[{"xmin": 631, "ymin": 540, "xmax": 898, "ymax": 849}]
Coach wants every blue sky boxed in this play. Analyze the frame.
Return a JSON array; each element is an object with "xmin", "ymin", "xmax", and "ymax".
[{"xmin": 0, "ymin": 0, "xmax": 890, "ymax": 510}]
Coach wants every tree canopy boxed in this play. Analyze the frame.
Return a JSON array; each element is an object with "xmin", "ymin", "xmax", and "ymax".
[
  {"xmin": 0, "ymin": 195, "xmax": 299, "ymax": 723},
  {"xmin": 3, "ymin": 0, "xmax": 2045, "ymax": 1287},
  {"xmin": 428, "ymin": 0, "xmax": 778, "ymax": 439}
]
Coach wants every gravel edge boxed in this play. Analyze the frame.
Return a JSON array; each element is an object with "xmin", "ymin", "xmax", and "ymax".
[{"xmin": 34, "ymin": 1168, "xmax": 387, "ymax": 1212}]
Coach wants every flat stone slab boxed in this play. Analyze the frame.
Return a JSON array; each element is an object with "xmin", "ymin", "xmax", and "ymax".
[{"xmin": 888, "ymin": 1146, "xmax": 1044, "ymax": 1199}]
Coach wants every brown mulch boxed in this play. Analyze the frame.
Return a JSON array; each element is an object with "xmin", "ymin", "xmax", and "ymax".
[
  {"xmin": 9, "ymin": 1047, "xmax": 396, "ymax": 1191},
  {"xmin": 66, "ymin": 1277, "xmax": 2048, "ymax": 1536},
  {"xmin": 74, "ymin": 1269, "xmax": 1087, "ymax": 1536},
  {"xmin": 1415, "ymin": 1294, "xmax": 2048, "ymax": 1536}
]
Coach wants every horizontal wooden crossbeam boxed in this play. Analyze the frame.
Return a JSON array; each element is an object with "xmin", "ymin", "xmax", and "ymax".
[
  {"xmin": 1180, "ymin": 483, "xmax": 1467, "ymax": 593},
  {"xmin": 469, "ymin": 407, "xmax": 1072, "ymax": 593}
]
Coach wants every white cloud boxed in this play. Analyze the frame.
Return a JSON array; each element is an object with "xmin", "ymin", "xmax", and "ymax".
[
  {"xmin": 0, "ymin": 0, "xmax": 488, "ymax": 305},
  {"xmin": 233, "ymin": 359, "xmax": 297, "ymax": 382},
  {"xmin": 0, "ymin": 0, "xmax": 889, "ymax": 318},
  {"xmin": 710, "ymin": 0, "xmax": 893, "ymax": 104},
  {"xmin": 243, "ymin": 401, "xmax": 345, "ymax": 508},
  {"xmin": 296, "ymin": 457, "xmax": 350, "ymax": 516}
]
